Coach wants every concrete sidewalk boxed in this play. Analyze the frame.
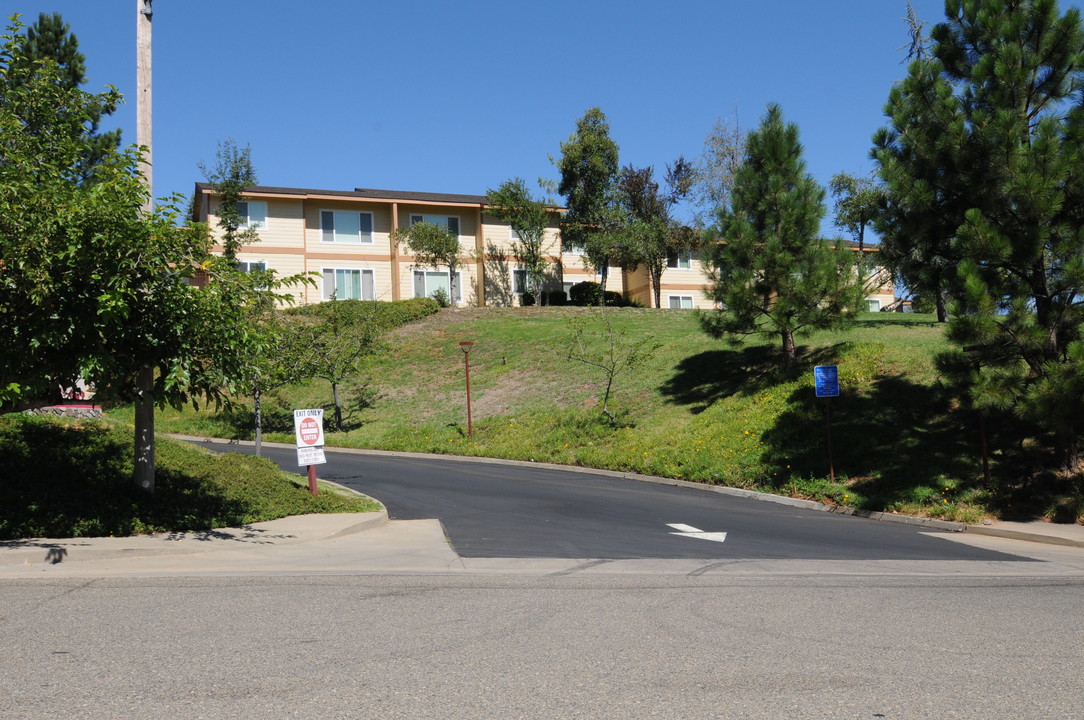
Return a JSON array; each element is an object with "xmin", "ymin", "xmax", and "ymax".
[{"xmin": 1, "ymin": 508, "xmax": 1083, "ymax": 580}]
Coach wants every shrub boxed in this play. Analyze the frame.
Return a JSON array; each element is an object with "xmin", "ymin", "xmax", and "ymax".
[
  {"xmin": 288, "ymin": 298, "xmax": 440, "ymax": 330},
  {"xmin": 546, "ymin": 291, "xmax": 568, "ymax": 306},
  {"xmin": 430, "ymin": 288, "xmax": 451, "ymax": 308},
  {"xmin": 568, "ymin": 282, "xmax": 639, "ymax": 307},
  {"xmin": 521, "ymin": 292, "xmax": 536, "ymax": 307},
  {"xmin": 569, "ymin": 281, "xmax": 601, "ymax": 306}
]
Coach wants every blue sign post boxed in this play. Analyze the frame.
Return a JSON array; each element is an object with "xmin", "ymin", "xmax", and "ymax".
[{"xmin": 813, "ymin": 366, "xmax": 838, "ymax": 482}]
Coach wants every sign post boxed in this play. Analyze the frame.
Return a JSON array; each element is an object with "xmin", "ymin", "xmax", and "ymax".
[
  {"xmin": 813, "ymin": 366, "xmax": 839, "ymax": 483},
  {"xmin": 293, "ymin": 409, "xmax": 326, "ymax": 495}
]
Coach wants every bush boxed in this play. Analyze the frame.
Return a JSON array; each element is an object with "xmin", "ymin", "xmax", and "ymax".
[
  {"xmin": 521, "ymin": 292, "xmax": 536, "ymax": 307},
  {"xmin": 569, "ymin": 281, "xmax": 602, "ymax": 306},
  {"xmin": 568, "ymin": 282, "xmax": 638, "ymax": 307},
  {"xmin": 546, "ymin": 291, "xmax": 568, "ymax": 306},
  {"xmin": 288, "ymin": 298, "xmax": 440, "ymax": 330},
  {"xmin": 0, "ymin": 414, "xmax": 377, "ymax": 539},
  {"xmin": 429, "ymin": 288, "xmax": 451, "ymax": 308}
]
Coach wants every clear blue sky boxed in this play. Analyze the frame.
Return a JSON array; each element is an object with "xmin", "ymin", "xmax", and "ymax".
[{"xmin": 12, "ymin": 1, "xmax": 1084, "ymax": 234}]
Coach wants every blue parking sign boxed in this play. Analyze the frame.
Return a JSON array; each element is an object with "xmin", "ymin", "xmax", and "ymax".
[{"xmin": 814, "ymin": 365, "xmax": 839, "ymax": 397}]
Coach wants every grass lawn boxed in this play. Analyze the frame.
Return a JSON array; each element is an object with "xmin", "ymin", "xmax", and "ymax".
[
  {"xmin": 106, "ymin": 306, "xmax": 1084, "ymax": 524},
  {"xmin": 0, "ymin": 414, "xmax": 380, "ymax": 540}
]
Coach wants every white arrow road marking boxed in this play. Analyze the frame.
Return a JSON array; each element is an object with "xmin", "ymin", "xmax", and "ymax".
[{"xmin": 667, "ymin": 523, "xmax": 728, "ymax": 543}]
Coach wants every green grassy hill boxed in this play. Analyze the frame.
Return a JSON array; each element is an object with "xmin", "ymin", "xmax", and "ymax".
[{"xmin": 121, "ymin": 306, "xmax": 1082, "ymax": 523}]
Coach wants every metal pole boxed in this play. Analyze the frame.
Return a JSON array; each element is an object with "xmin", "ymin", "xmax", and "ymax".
[
  {"xmin": 459, "ymin": 342, "xmax": 474, "ymax": 438},
  {"xmin": 825, "ymin": 399, "xmax": 835, "ymax": 483}
]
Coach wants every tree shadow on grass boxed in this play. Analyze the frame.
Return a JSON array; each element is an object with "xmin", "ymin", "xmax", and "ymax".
[
  {"xmin": 660, "ymin": 343, "xmax": 847, "ymax": 414},
  {"xmin": 660, "ymin": 345, "xmax": 781, "ymax": 413},
  {"xmin": 758, "ymin": 374, "xmax": 983, "ymax": 510}
]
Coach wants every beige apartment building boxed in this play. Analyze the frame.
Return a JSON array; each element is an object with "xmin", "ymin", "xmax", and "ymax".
[{"xmin": 192, "ymin": 182, "xmax": 894, "ymax": 311}]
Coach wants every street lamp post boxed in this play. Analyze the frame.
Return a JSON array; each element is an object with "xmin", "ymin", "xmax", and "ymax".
[{"xmin": 459, "ymin": 342, "xmax": 474, "ymax": 438}]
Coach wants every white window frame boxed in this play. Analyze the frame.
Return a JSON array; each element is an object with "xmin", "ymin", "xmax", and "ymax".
[
  {"xmin": 668, "ymin": 295, "xmax": 694, "ymax": 309},
  {"xmin": 235, "ymin": 260, "xmax": 267, "ymax": 273},
  {"xmin": 867, "ymin": 299, "xmax": 882, "ymax": 312},
  {"xmin": 413, "ymin": 269, "xmax": 463, "ymax": 303},
  {"xmin": 512, "ymin": 268, "xmax": 528, "ymax": 295},
  {"xmin": 409, "ymin": 214, "xmax": 460, "ymax": 239},
  {"xmin": 322, "ymin": 268, "xmax": 375, "ymax": 301},
  {"xmin": 562, "ymin": 239, "xmax": 586, "ymax": 256},
  {"xmin": 563, "ymin": 281, "xmax": 574, "ymax": 301},
  {"xmin": 236, "ymin": 200, "xmax": 267, "ymax": 230},
  {"xmin": 321, "ymin": 209, "xmax": 374, "ymax": 244},
  {"xmin": 667, "ymin": 251, "xmax": 692, "ymax": 269}
]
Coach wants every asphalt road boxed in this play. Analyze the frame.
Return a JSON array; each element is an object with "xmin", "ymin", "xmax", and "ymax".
[
  {"xmin": 202, "ymin": 442, "xmax": 1025, "ymax": 563},
  {"xmin": 2, "ymin": 574, "xmax": 1081, "ymax": 719}
]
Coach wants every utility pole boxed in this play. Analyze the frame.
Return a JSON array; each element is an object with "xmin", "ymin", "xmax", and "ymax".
[
  {"xmin": 134, "ymin": 0, "xmax": 155, "ymax": 493},
  {"xmin": 137, "ymin": 0, "xmax": 152, "ymax": 204}
]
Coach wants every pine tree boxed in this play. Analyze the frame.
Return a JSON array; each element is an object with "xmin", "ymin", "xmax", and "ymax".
[
  {"xmin": 933, "ymin": 0, "xmax": 1084, "ymax": 471},
  {"xmin": 9, "ymin": 13, "xmax": 121, "ymax": 184},
  {"xmin": 873, "ymin": 48, "xmax": 971, "ymax": 323},
  {"xmin": 879, "ymin": 0, "xmax": 1084, "ymax": 471},
  {"xmin": 701, "ymin": 104, "xmax": 864, "ymax": 372}
]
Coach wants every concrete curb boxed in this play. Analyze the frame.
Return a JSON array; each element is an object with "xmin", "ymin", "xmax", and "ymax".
[
  {"xmin": 964, "ymin": 525, "xmax": 1084, "ymax": 548},
  {"xmin": 168, "ymin": 433, "xmax": 1084, "ymax": 547}
]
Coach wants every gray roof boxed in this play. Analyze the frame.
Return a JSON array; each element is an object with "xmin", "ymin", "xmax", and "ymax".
[{"xmin": 193, "ymin": 182, "xmax": 488, "ymax": 205}]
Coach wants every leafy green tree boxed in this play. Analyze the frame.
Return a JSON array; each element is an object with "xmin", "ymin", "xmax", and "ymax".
[
  {"xmin": 828, "ymin": 172, "xmax": 880, "ymax": 255},
  {"xmin": 614, "ymin": 159, "xmax": 697, "ymax": 308},
  {"xmin": 701, "ymin": 104, "xmax": 864, "ymax": 372},
  {"xmin": 199, "ymin": 139, "xmax": 259, "ymax": 261},
  {"xmin": 485, "ymin": 178, "xmax": 553, "ymax": 305},
  {"xmin": 6, "ymin": 12, "xmax": 121, "ymax": 184},
  {"xmin": 391, "ymin": 221, "xmax": 468, "ymax": 305},
  {"xmin": 554, "ymin": 107, "xmax": 621, "ymax": 306},
  {"xmin": 689, "ymin": 114, "xmax": 745, "ymax": 229},
  {"xmin": 0, "ymin": 18, "xmax": 294, "ymax": 492},
  {"xmin": 297, "ymin": 300, "xmax": 380, "ymax": 432},
  {"xmin": 566, "ymin": 312, "xmax": 660, "ymax": 424},
  {"xmin": 914, "ymin": 0, "xmax": 1084, "ymax": 470}
]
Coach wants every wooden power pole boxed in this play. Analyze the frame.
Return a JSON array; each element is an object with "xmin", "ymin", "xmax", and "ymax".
[
  {"xmin": 134, "ymin": 0, "xmax": 155, "ymax": 493},
  {"xmin": 137, "ymin": 0, "xmax": 152, "ymax": 202}
]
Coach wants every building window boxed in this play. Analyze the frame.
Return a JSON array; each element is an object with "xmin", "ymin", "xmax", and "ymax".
[
  {"xmin": 322, "ymin": 268, "xmax": 374, "ymax": 301},
  {"xmin": 321, "ymin": 210, "xmax": 373, "ymax": 244},
  {"xmin": 409, "ymin": 214, "xmax": 460, "ymax": 238},
  {"xmin": 563, "ymin": 281, "xmax": 574, "ymax": 301},
  {"xmin": 512, "ymin": 269, "xmax": 528, "ymax": 295},
  {"xmin": 563, "ymin": 240, "xmax": 586, "ymax": 255},
  {"xmin": 234, "ymin": 201, "xmax": 267, "ymax": 230},
  {"xmin": 413, "ymin": 270, "xmax": 462, "ymax": 303},
  {"xmin": 867, "ymin": 299, "xmax": 881, "ymax": 312},
  {"xmin": 666, "ymin": 251, "xmax": 692, "ymax": 269},
  {"xmin": 235, "ymin": 260, "xmax": 266, "ymax": 273},
  {"xmin": 668, "ymin": 295, "xmax": 694, "ymax": 309}
]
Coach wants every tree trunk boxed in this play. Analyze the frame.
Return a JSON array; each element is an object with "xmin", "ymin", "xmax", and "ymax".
[
  {"xmin": 781, "ymin": 329, "xmax": 797, "ymax": 373},
  {"xmin": 598, "ymin": 264, "xmax": 607, "ymax": 310},
  {"xmin": 253, "ymin": 384, "xmax": 263, "ymax": 457},
  {"xmin": 652, "ymin": 267, "xmax": 662, "ymax": 309},
  {"xmin": 935, "ymin": 290, "xmax": 948, "ymax": 323},
  {"xmin": 133, "ymin": 364, "xmax": 155, "ymax": 494},
  {"xmin": 333, "ymin": 381, "xmax": 343, "ymax": 432}
]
